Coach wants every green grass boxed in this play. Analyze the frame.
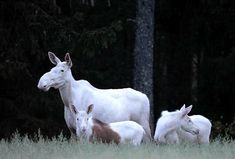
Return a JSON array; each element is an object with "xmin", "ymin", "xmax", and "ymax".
[{"xmin": 0, "ymin": 134, "xmax": 234, "ymax": 159}]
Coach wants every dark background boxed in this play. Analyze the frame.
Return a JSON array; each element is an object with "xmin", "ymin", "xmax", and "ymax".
[{"xmin": 0, "ymin": 0, "xmax": 234, "ymax": 139}]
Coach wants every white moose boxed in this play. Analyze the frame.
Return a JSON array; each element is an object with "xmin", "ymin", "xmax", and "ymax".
[
  {"xmin": 154, "ymin": 104, "xmax": 211, "ymax": 144},
  {"xmin": 37, "ymin": 52, "xmax": 152, "ymax": 141},
  {"xmin": 69, "ymin": 103, "xmax": 145, "ymax": 145}
]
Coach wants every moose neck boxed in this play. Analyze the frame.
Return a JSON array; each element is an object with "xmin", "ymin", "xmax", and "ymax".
[
  {"xmin": 58, "ymin": 70, "xmax": 76, "ymax": 107},
  {"xmin": 164, "ymin": 114, "xmax": 181, "ymax": 134}
]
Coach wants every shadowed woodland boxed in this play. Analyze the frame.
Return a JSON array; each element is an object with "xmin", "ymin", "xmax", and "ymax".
[{"xmin": 0, "ymin": 0, "xmax": 234, "ymax": 139}]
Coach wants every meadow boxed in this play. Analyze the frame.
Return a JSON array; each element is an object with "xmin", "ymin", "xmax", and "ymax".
[{"xmin": 0, "ymin": 133, "xmax": 234, "ymax": 159}]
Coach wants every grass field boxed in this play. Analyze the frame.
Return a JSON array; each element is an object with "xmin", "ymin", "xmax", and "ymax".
[{"xmin": 0, "ymin": 134, "xmax": 234, "ymax": 159}]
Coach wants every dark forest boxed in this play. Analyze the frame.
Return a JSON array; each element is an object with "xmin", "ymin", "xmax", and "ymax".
[{"xmin": 0, "ymin": 0, "xmax": 234, "ymax": 139}]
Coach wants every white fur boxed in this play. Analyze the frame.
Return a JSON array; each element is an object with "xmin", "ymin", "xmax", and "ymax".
[
  {"xmin": 110, "ymin": 121, "xmax": 145, "ymax": 145},
  {"xmin": 37, "ymin": 52, "xmax": 151, "ymax": 141},
  {"xmin": 176, "ymin": 115, "xmax": 212, "ymax": 144},
  {"xmin": 154, "ymin": 104, "xmax": 200, "ymax": 144},
  {"xmin": 72, "ymin": 105, "xmax": 145, "ymax": 146}
]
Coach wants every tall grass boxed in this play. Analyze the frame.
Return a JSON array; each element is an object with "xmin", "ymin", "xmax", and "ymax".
[{"xmin": 0, "ymin": 133, "xmax": 234, "ymax": 159}]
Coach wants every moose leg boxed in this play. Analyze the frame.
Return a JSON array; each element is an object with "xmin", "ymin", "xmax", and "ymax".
[
  {"xmin": 130, "ymin": 113, "xmax": 152, "ymax": 143},
  {"xmin": 64, "ymin": 106, "xmax": 77, "ymax": 140},
  {"xmin": 69, "ymin": 127, "xmax": 77, "ymax": 140},
  {"xmin": 136, "ymin": 117, "xmax": 152, "ymax": 142}
]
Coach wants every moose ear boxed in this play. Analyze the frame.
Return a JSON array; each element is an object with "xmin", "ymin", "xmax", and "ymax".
[
  {"xmin": 180, "ymin": 104, "xmax": 186, "ymax": 112},
  {"xmin": 48, "ymin": 52, "xmax": 61, "ymax": 65},
  {"xmin": 70, "ymin": 105, "xmax": 78, "ymax": 114},
  {"xmin": 186, "ymin": 105, "xmax": 193, "ymax": 114},
  {"xmin": 180, "ymin": 104, "xmax": 192, "ymax": 118},
  {"xmin": 65, "ymin": 53, "xmax": 72, "ymax": 68},
  {"xmin": 87, "ymin": 104, "xmax": 94, "ymax": 114}
]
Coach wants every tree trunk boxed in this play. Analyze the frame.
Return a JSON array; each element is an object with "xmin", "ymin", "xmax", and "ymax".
[{"xmin": 133, "ymin": 0, "xmax": 155, "ymax": 135}]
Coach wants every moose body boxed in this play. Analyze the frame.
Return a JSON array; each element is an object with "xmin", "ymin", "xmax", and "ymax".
[
  {"xmin": 37, "ymin": 52, "xmax": 151, "ymax": 141},
  {"xmin": 70, "ymin": 104, "xmax": 145, "ymax": 145}
]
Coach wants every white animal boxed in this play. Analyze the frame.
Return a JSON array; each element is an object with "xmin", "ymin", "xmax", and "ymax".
[
  {"xmin": 70, "ymin": 104, "xmax": 145, "ymax": 145},
  {"xmin": 154, "ymin": 105, "xmax": 200, "ymax": 144},
  {"xmin": 37, "ymin": 52, "xmax": 151, "ymax": 141},
  {"xmin": 176, "ymin": 114, "xmax": 212, "ymax": 144}
]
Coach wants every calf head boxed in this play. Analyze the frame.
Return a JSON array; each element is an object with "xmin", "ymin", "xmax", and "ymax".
[
  {"xmin": 70, "ymin": 104, "xmax": 94, "ymax": 138},
  {"xmin": 179, "ymin": 105, "xmax": 199, "ymax": 135}
]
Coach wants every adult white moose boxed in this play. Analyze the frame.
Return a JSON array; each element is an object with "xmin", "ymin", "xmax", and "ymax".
[
  {"xmin": 154, "ymin": 104, "xmax": 212, "ymax": 144},
  {"xmin": 37, "ymin": 52, "xmax": 151, "ymax": 141}
]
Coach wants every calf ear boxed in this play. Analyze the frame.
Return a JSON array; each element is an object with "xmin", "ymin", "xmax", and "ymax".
[
  {"xmin": 186, "ymin": 105, "xmax": 193, "ymax": 114},
  {"xmin": 48, "ymin": 52, "xmax": 61, "ymax": 65},
  {"xmin": 180, "ymin": 104, "xmax": 186, "ymax": 112},
  {"xmin": 70, "ymin": 105, "xmax": 78, "ymax": 114},
  {"xmin": 65, "ymin": 53, "xmax": 72, "ymax": 68},
  {"xmin": 180, "ymin": 105, "xmax": 193, "ymax": 118},
  {"xmin": 87, "ymin": 104, "xmax": 94, "ymax": 114}
]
